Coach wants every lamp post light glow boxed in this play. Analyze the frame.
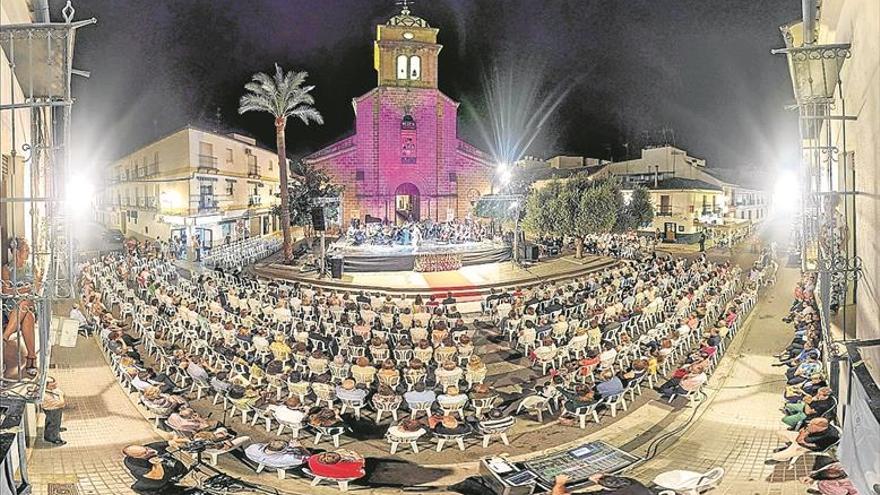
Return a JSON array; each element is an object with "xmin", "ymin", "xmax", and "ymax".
[
  {"xmin": 66, "ymin": 173, "xmax": 95, "ymax": 217},
  {"xmin": 497, "ymin": 161, "xmax": 512, "ymax": 188},
  {"xmin": 772, "ymin": 169, "xmax": 800, "ymax": 214}
]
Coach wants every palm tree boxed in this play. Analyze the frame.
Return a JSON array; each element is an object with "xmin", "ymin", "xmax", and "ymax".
[{"xmin": 239, "ymin": 64, "xmax": 323, "ymax": 263}]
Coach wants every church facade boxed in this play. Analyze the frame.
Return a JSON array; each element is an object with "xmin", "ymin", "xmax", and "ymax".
[{"xmin": 303, "ymin": 6, "xmax": 493, "ymax": 225}]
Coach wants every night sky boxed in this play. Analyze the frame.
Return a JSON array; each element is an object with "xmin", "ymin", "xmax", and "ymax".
[{"xmin": 61, "ymin": 0, "xmax": 802, "ymax": 179}]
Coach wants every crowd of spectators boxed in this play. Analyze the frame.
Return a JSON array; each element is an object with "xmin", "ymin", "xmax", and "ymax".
[
  {"xmin": 533, "ymin": 233, "xmax": 655, "ymax": 261},
  {"xmin": 581, "ymin": 233, "xmax": 656, "ymax": 259},
  {"xmin": 766, "ymin": 273, "xmax": 856, "ymax": 495},
  {"xmin": 77, "ymin": 239, "xmax": 776, "ymax": 491}
]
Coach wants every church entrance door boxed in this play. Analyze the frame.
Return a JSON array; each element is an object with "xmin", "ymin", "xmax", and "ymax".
[{"xmin": 394, "ymin": 183, "xmax": 420, "ymax": 224}]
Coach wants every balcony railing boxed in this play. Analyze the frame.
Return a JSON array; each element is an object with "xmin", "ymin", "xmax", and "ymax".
[
  {"xmin": 198, "ymin": 154, "xmax": 218, "ymax": 171},
  {"xmin": 198, "ymin": 197, "xmax": 219, "ymax": 211},
  {"xmin": 248, "ymin": 166, "xmax": 260, "ymax": 178},
  {"xmin": 248, "ymin": 195, "xmax": 263, "ymax": 207},
  {"xmin": 657, "ymin": 206, "xmax": 673, "ymax": 216}
]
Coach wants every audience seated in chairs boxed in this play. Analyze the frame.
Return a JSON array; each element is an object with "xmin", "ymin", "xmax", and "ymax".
[
  {"xmin": 801, "ymin": 457, "xmax": 859, "ymax": 495},
  {"xmin": 82, "ymin": 239, "xmax": 764, "ymax": 486},
  {"xmin": 386, "ymin": 419, "xmax": 427, "ymax": 454},
  {"xmin": 768, "ymin": 417, "xmax": 839, "ymax": 463},
  {"xmin": 305, "ymin": 449, "xmax": 366, "ymax": 490},
  {"xmin": 768, "ymin": 273, "xmax": 841, "ymax": 467},
  {"xmin": 244, "ymin": 440, "xmax": 309, "ymax": 479}
]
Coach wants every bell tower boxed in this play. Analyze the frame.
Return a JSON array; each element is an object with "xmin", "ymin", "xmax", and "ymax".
[{"xmin": 374, "ymin": 2, "xmax": 441, "ymax": 89}]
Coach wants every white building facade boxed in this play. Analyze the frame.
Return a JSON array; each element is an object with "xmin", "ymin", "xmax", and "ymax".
[
  {"xmin": 97, "ymin": 126, "xmax": 281, "ymax": 247},
  {"xmin": 596, "ymin": 146, "xmax": 770, "ymax": 225}
]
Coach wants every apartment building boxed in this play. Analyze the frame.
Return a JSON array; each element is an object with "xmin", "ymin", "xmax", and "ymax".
[
  {"xmin": 596, "ymin": 146, "xmax": 770, "ymax": 225},
  {"xmin": 97, "ymin": 126, "xmax": 281, "ymax": 246},
  {"xmin": 639, "ymin": 178, "xmax": 724, "ymax": 243}
]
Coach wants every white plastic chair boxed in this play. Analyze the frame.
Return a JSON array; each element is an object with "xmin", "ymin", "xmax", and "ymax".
[{"xmin": 652, "ymin": 467, "xmax": 724, "ymax": 495}]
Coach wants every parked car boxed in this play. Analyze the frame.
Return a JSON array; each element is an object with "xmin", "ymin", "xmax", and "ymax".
[{"xmin": 104, "ymin": 228, "xmax": 124, "ymax": 243}]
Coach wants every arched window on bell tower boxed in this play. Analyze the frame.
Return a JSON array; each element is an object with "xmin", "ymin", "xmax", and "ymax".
[
  {"xmin": 409, "ymin": 55, "xmax": 421, "ymax": 80},
  {"xmin": 396, "ymin": 55, "xmax": 408, "ymax": 79}
]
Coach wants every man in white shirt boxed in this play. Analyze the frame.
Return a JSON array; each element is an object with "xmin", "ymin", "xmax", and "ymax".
[
  {"xmin": 404, "ymin": 383, "xmax": 436, "ymax": 408},
  {"xmin": 676, "ymin": 320, "xmax": 692, "ymax": 339},
  {"xmin": 267, "ymin": 397, "xmax": 306, "ymax": 428},
  {"xmin": 252, "ymin": 332, "xmax": 270, "ymax": 353},
  {"xmin": 599, "ymin": 343, "xmax": 618, "ymax": 370},
  {"xmin": 437, "ymin": 386, "xmax": 467, "ymax": 412},
  {"xmin": 244, "ymin": 440, "xmax": 308, "ymax": 470}
]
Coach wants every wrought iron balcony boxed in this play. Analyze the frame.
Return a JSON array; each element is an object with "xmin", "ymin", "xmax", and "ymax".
[
  {"xmin": 657, "ymin": 207, "xmax": 673, "ymax": 216},
  {"xmin": 198, "ymin": 197, "xmax": 219, "ymax": 211},
  {"xmin": 248, "ymin": 195, "xmax": 263, "ymax": 207},
  {"xmin": 248, "ymin": 166, "xmax": 261, "ymax": 178}
]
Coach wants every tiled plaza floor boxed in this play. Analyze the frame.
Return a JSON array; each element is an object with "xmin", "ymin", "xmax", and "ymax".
[
  {"xmin": 631, "ymin": 261, "xmax": 811, "ymax": 495},
  {"xmin": 27, "ymin": 339, "xmax": 162, "ymax": 495}
]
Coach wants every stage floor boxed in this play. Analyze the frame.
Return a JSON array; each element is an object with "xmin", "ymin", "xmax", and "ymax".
[{"xmin": 254, "ymin": 254, "xmax": 617, "ymax": 299}]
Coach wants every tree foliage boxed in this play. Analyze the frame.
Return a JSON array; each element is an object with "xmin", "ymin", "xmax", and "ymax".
[
  {"xmin": 239, "ymin": 64, "xmax": 323, "ymax": 262},
  {"xmin": 472, "ymin": 195, "xmax": 521, "ymax": 221},
  {"xmin": 618, "ymin": 186, "xmax": 655, "ymax": 231},
  {"xmin": 523, "ymin": 177, "xmax": 638, "ymax": 245},
  {"xmin": 522, "ymin": 181, "xmax": 564, "ymax": 236},
  {"xmin": 238, "ymin": 64, "xmax": 324, "ymax": 125},
  {"xmin": 277, "ymin": 160, "xmax": 343, "ymax": 228}
]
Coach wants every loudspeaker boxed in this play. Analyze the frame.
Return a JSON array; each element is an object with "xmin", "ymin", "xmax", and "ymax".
[
  {"xmin": 311, "ymin": 207, "xmax": 326, "ymax": 231},
  {"xmin": 330, "ymin": 257, "xmax": 344, "ymax": 279},
  {"xmin": 521, "ymin": 244, "xmax": 539, "ymax": 262}
]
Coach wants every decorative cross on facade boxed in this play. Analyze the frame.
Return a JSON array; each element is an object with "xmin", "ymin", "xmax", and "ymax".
[{"xmin": 396, "ymin": 0, "xmax": 414, "ymax": 15}]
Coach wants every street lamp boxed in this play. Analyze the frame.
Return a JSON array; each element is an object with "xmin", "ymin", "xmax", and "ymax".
[{"xmin": 492, "ymin": 161, "xmax": 512, "ymax": 194}]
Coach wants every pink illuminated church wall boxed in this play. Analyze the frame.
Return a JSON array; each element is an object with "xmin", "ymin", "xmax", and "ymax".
[{"xmin": 303, "ymin": 8, "xmax": 492, "ymax": 225}]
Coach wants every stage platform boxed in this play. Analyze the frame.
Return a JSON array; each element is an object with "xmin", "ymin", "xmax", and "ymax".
[
  {"xmin": 253, "ymin": 254, "xmax": 618, "ymax": 300},
  {"xmin": 329, "ymin": 239, "xmax": 511, "ymax": 272}
]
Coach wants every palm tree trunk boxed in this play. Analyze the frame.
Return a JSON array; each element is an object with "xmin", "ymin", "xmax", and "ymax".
[{"xmin": 275, "ymin": 118, "xmax": 293, "ymax": 263}]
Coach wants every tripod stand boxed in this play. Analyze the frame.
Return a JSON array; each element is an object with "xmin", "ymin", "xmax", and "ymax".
[{"xmin": 179, "ymin": 449, "xmax": 280, "ymax": 495}]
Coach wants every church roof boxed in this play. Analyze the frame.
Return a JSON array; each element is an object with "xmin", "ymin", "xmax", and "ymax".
[{"xmin": 387, "ymin": 3, "xmax": 430, "ymax": 28}]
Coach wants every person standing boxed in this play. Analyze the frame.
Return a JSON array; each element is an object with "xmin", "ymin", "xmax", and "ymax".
[
  {"xmin": 42, "ymin": 376, "xmax": 66, "ymax": 445},
  {"xmin": 193, "ymin": 235, "xmax": 202, "ymax": 262}
]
